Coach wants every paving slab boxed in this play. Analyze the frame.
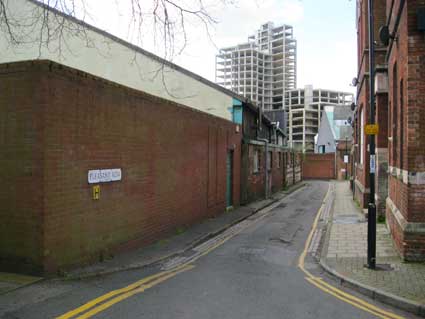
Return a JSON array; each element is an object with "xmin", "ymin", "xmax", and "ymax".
[{"xmin": 320, "ymin": 181, "xmax": 425, "ymax": 316}]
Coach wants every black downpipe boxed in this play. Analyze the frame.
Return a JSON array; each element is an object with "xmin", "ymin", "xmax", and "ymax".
[{"xmin": 367, "ymin": 0, "xmax": 377, "ymax": 270}]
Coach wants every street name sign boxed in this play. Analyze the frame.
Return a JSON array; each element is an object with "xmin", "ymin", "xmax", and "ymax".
[{"xmin": 88, "ymin": 169, "xmax": 122, "ymax": 184}]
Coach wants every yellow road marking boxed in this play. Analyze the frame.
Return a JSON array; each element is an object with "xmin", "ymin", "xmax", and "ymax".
[
  {"xmin": 313, "ymin": 278, "xmax": 404, "ymax": 319},
  {"xmin": 298, "ymin": 184, "xmax": 405, "ymax": 319},
  {"xmin": 57, "ymin": 207, "xmax": 258, "ymax": 318},
  {"xmin": 74, "ymin": 265, "xmax": 194, "ymax": 319},
  {"xmin": 305, "ymin": 277, "xmax": 390, "ymax": 319},
  {"xmin": 57, "ymin": 187, "xmax": 303, "ymax": 319},
  {"xmin": 56, "ymin": 264, "xmax": 193, "ymax": 319}
]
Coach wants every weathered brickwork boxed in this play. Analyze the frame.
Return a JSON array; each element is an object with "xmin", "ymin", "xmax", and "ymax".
[
  {"xmin": 384, "ymin": 0, "xmax": 425, "ymax": 260},
  {"xmin": 240, "ymin": 143, "xmax": 299, "ymax": 204},
  {"xmin": 336, "ymin": 140, "xmax": 352, "ymax": 181},
  {"xmin": 302, "ymin": 153, "xmax": 335, "ymax": 180},
  {"xmin": 0, "ymin": 62, "xmax": 46, "ymax": 274},
  {"xmin": 0, "ymin": 60, "xmax": 242, "ymax": 274},
  {"xmin": 354, "ymin": 0, "xmax": 388, "ymax": 210}
]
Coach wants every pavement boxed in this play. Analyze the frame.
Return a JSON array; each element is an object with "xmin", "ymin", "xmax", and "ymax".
[{"xmin": 319, "ymin": 180, "xmax": 425, "ymax": 317}]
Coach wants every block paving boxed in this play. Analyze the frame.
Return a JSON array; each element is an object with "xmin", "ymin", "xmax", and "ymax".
[{"xmin": 322, "ymin": 181, "xmax": 425, "ymax": 304}]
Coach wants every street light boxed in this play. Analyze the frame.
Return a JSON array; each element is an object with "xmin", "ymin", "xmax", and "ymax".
[{"xmin": 367, "ymin": 0, "xmax": 377, "ymax": 270}]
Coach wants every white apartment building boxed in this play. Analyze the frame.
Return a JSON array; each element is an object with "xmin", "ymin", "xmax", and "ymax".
[
  {"xmin": 286, "ymin": 85, "xmax": 353, "ymax": 152},
  {"xmin": 215, "ymin": 22, "xmax": 297, "ymax": 111}
]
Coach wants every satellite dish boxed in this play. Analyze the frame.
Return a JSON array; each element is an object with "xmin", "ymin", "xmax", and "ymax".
[
  {"xmin": 347, "ymin": 116, "xmax": 352, "ymax": 124},
  {"xmin": 350, "ymin": 102, "xmax": 356, "ymax": 111},
  {"xmin": 351, "ymin": 77, "xmax": 359, "ymax": 86},
  {"xmin": 379, "ymin": 25, "xmax": 390, "ymax": 46}
]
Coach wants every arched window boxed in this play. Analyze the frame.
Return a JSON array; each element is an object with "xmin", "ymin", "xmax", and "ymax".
[
  {"xmin": 360, "ymin": 107, "xmax": 364, "ymax": 165},
  {"xmin": 399, "ymin": 79, "xmax": 404, "ymax": 169},
  {"xmin": 392, "ymin": 63, "xmax": 398, "ymax": 167}
]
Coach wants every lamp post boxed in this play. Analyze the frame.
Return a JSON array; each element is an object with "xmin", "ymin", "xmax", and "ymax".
[{"xmin": 367, "ymin": 0, "xmax": 377, "ymax": 270}]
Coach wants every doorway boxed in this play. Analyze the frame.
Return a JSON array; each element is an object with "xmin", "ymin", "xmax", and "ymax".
[{"xmin": 226, "ymin": 151, "xmax": 233, "ymax": 208}]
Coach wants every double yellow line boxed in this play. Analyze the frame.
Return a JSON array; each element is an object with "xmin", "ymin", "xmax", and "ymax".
[
  {"xmin": 56, "ymin": 264, "xmax": 194, "ymax": 319},
  {"xmin": 56, "ymin": 216, "xmax": 253, "ymax": 319},
  {"xmin": 58, "ymin": 184, "xmax": 402, "ymax": 319},
  {"xmin": 298, "ymin": 186, "xmax": 405, "ymax": 319},
  {"xmin": 57, "ymin": 217, "xmax": 250, "ymax": 319}
]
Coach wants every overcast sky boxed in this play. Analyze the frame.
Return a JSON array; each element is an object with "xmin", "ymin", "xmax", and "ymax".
[{"xmin": 84, "ymin": 0, "xmax": 357, "ymax": 94}]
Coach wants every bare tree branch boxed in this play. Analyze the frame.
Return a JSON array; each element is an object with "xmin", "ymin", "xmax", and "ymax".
[{"xmin": 0, "ymin": 0, "xmax": 238, "ymax": 98}]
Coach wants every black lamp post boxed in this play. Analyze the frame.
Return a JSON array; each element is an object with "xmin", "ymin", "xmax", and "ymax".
[{"xmin": 367, "ymin": 0, "xmax": 377, "ymax": 270}]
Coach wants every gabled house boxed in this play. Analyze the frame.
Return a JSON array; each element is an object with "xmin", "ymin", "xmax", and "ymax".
[{"xmin": 315, "ymin": 107, "xmax": 352, "ymax": 154}]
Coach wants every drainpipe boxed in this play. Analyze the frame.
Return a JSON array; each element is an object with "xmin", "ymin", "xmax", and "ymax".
[
  {"xmin": 258, "ymin": 138, "xmax": 269, "ymax": 199},
  {"xmin": 257, "ymin": 107, "xmax": 269, "ymax": 200}
]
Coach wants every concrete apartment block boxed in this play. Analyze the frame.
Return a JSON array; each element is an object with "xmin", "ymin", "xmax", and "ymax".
[{"xmin": 216, "ymin": 22, "xmax": 297, "ymax": 111}]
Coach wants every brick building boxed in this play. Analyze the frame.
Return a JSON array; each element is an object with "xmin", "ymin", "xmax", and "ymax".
[
  {"xmin": 0, "ymin": 0, "xmax": 303, "ymax": 275},
  {"xmin": 240, "ymin": 104, "xmax": 301, "ymax": 204},
  {"xmin": 353, "ymin": 0, "xmax": 388, "ymax": 213},
  {"xmin": 0, "ymin": 61, "xmax": 244, "ymax": 274},
  {"xmin": 385, "ymin": 0, "xmax": 425, "ymax": 261},
  {"xmin": 354, "ymin": 0, "xmax": 425, "ymax": 260}
]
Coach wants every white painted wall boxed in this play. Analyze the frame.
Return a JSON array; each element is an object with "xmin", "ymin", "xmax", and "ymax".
[{"xmin": 0, "ymin": 0, "xmax": 234, "ymax": 121}]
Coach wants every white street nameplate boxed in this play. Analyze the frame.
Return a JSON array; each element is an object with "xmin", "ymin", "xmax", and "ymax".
[{"xmin": 88, "ymin": 169, "xmax": 122, "ymax": 184}]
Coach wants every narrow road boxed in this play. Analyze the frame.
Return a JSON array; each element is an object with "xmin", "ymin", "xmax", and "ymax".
[{"xmin": 0, "ymin": 181, "xmax": 416, "ymax": 319}]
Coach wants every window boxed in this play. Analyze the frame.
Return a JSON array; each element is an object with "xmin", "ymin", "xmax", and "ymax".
[
  {"xmin": 253, "ymin": 150, "xmax": 259, "ymax": 173},
  {"xmin": 392, "ymin": 63, "xmax": 398, "ymax": 166},
  {"xmin": 319, "ymin": 145, "xmax": 326, "ymax": 154},
  {"xmin": 360, "ymin": 108, "xmax": 364, "ymax": 165},
  {"xmin": 399, "ymin": 79, "xmax": 404, "ymax": 169}
]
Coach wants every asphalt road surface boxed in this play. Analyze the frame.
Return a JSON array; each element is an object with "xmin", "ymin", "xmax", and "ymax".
[{"xmin": 0, "ymin": 181, "xmax": 417, "ymax": 319}]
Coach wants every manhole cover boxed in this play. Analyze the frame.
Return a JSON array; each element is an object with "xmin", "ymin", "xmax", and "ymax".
[{"xmin": 333, "ymin": 214, "xmax": 364, "ymax": 224}]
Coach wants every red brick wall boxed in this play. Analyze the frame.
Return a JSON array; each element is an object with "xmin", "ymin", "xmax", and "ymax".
[
  {"xmin": 0, "ymin": 61, "xmax": 241, "ymax": 274},
  {"xmin": 385, "ymin": 0, "xmax": 425, "ymax": 260},
  {"xmin": 354, "ymin": 0, "xmax": 387, "ymax": 209},
  {"xmin": 405, "ymin": 1, "xmax": 425, "ymax": 173},
  {"xmin": 336, "ymin": 141, "xmax": 352, "ymax": 180},
  {"xmin": 240, "ymin": 144, "xmax": 290, "ymax": 204},
  {"xmin": 302, "ymin": 153, "xmax": 335, "ymax": 180},
  {"xmin": 0, "ymin": 62, "xmax": 45, "ymax": 274},
  {"xmin": 241, "ymin": 144, "xmax": 265, "ymax": 203},
  {"xmin": 376, "ymin": 94, "xmax": 389, "ymax": 148},
  {"xmin": 270, "ymin": 149, "xmax": 285, "ymax": 193}
]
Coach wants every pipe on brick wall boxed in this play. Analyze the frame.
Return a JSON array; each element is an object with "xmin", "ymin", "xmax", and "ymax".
[
  {"xmin": 258, "ymin": 138, "xmax": 269, "ymax": 199},
  {"xmin": 386, "ymin": 0, "xmax": 406, "ymax": 62}
]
